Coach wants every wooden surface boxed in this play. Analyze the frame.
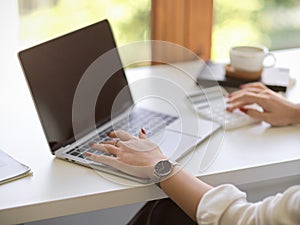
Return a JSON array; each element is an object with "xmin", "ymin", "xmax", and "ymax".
[{"xmin": 151, "ymin": 0, "xmax": 213, "ymax": 63}]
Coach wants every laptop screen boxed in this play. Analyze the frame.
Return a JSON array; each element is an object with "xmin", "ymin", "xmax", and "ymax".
[{"xmin": 18, "ymin": 20, "xmax": 134, "ymax": 153}]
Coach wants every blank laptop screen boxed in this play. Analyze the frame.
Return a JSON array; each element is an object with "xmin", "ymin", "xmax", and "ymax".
[{"xmin": 18, "ymin": 20, "xmax": 133, "ymax": 153}]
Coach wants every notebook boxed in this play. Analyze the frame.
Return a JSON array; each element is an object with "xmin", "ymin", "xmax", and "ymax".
[
  {"xmin": 0, "ymin": 148, "xmax": 32, "ymax": 185},
  {"xmin": 18, "ymin": 19, "xmax": 219, "ymax": 183},
  {"xmin": 197, "ymin": 61, "xmax": 291, "ymax": 92}
]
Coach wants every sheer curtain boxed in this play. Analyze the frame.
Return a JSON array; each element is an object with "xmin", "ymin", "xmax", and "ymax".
[
  {"xmin": 0, "ymin": 1, "xmax": 19, "ymax": 58},
  {"xmin": 0, "ymin": 1, "xmax": 23, "ymax": 99}
]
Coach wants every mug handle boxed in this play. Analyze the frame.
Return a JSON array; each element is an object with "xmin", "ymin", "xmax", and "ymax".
[{"xmin": 263, "ymin": 52, "xmax": 276, "ymax": 68}]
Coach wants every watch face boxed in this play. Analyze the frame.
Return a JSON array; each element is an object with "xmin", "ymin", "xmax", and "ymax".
[{"xmin": 155, "ymin": 160, "xmax": 173, "ymax": 177}]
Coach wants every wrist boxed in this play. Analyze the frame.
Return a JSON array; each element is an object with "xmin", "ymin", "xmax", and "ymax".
[
  {"xmin": 159, "ymin": 164, "xmax": 181, "ymax": 187},
  {"xmin": 289, "ymin": 103, "xmax": 300, "ymax": 125},
  {"xmin": 152, "ymin": 159, "xmax": 180, "ymax": 186}
]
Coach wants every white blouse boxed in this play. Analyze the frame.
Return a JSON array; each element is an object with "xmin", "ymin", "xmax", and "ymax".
[{"xmin": 197, "ymin": 184, "xmax": 300, "ymax": 225}]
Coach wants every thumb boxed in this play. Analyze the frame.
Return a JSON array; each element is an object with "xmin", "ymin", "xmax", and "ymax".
[{"xmin": 245, "ymin": 108, "xmax": 267, "ymax": 122}]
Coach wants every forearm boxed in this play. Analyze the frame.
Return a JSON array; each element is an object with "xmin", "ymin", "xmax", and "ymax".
[{"xmin": 160, "ymin": 167, "xmax": 212, "ymax": 221}]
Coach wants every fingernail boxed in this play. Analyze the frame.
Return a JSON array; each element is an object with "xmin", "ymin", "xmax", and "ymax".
[
  {"xmin": 107, "ymin": 131, "xmax": 111, "ymax": 136},
  {"xmin": 88, "ymin": 142, "xmax": 94, "ymax": 147},
  {"xmin": 85, "ymin": 152, "xmax": 92, "ymax": 157},
  {"xmin": 239, "ymin": 108, "xmax": 248, "ymax": 113},
  {"xmin": 141, "ymin": 128, "xmax": 146, "ymax": 134}
]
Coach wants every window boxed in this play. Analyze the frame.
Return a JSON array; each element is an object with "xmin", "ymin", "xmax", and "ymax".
[
  {"xmin": 18, "ymin": 0, "xmax": 150, "ymax": 49},
  {"xmin": 18, "ymin": 0, "xmax": 300, "ymax": 62},
  {"xmin": 212, "ymin": 0, "xmax": 300, "ymax": 60}
]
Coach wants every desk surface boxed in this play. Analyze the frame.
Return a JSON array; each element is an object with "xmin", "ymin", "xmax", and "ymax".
[{"xmin": 0, "ymin": 48, "xmax": 300, "ymax": 224}]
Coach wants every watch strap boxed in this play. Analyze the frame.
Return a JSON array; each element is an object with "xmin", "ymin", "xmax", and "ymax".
[{"xmin": 155, "ymin": 182, "xmax": 161, "ymax": 188}]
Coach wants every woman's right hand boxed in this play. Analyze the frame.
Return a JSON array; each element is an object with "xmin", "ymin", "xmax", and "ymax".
[
  {"xmin": 226, "ymin": 82, "xmax": 300, "ymax": 126},
  {"xmin": 85, "ymin": 129, "xmax": 168, "ymax": 180}
]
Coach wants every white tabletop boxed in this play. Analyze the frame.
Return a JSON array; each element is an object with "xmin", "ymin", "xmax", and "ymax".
[{"xmin": 0, "ymin": 48, "xmax": 299, "ymax": 224}]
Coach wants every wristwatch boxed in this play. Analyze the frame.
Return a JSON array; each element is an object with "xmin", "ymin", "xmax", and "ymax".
[{"xmin": 153, "ymin": 159, "xmax": 178, "ymax": 187}]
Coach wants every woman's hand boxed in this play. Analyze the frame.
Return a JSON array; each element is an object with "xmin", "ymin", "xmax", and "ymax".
[
  {"xmin": 226, "ymin": 82, "xmax": 300, "ymax": 126},
  {"xmin": 85, "ymin": 129, "xmax": 167, "ymax": 179},
  {"xmin": 87, "ymin": 130, "xmax": 212, "ymax": 221}
]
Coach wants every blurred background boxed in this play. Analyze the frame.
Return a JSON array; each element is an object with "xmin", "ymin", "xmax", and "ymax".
[{"xmin": 18, "ymin": 0, "xmax": 300, "ymax": 61}]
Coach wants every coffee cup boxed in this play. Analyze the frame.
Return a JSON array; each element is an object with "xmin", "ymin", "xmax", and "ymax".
[{"xmin": 229, "ymin": 45, "xmax": 276, "ymax": 72}]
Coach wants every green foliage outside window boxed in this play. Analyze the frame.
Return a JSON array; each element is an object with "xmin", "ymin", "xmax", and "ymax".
[
  {"xmin": 19, "ymin": 0, "xmax": 300, "ymax": 61},
  {"xmin": 212, "ymin": 0, "xmax": 300, "ymax": 60},
  {"xmin": 19, "ymin": 0, "xmax": 150, "ymax": 48}
]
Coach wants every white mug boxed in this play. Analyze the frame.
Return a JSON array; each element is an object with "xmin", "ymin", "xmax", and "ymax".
[{"xmin": 229, "ymin": 46, "xmax": 276, "ymax": 72}]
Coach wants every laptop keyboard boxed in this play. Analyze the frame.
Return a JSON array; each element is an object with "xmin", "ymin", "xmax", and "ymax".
[{"xmin": 66, "ymin": 108, "xmax": 178, "ymax": 159}]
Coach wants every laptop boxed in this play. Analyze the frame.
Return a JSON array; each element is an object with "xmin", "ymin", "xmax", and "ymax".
[{"xmin": 18, "ymin": 19, "xmax": 219, "ymax": 183}]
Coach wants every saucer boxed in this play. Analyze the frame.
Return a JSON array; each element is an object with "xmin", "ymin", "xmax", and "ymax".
[{"xmin": 225, "ymin": 64, "xmax": 262, "ymax": 81}]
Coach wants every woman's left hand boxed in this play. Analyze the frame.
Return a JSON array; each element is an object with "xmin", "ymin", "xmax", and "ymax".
[{"xmin": 226, "ymin": 82, "xmax": 300, "ymax": 126}]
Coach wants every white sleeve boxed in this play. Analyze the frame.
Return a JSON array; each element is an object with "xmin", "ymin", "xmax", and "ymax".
[{"xmin": 196, "ymin": 184, "xmax": 300, "ymax": 225}]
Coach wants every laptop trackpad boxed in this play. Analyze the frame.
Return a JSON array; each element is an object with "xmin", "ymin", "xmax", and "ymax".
[{"xmin": 149, "ymin": 129, "xmax": 201, "ymax": 161}]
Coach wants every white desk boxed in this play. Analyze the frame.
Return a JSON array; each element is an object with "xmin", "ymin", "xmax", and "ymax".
[{"xmin": 0, "ymin": 49, "xmax": 300, "ymax": 225}]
